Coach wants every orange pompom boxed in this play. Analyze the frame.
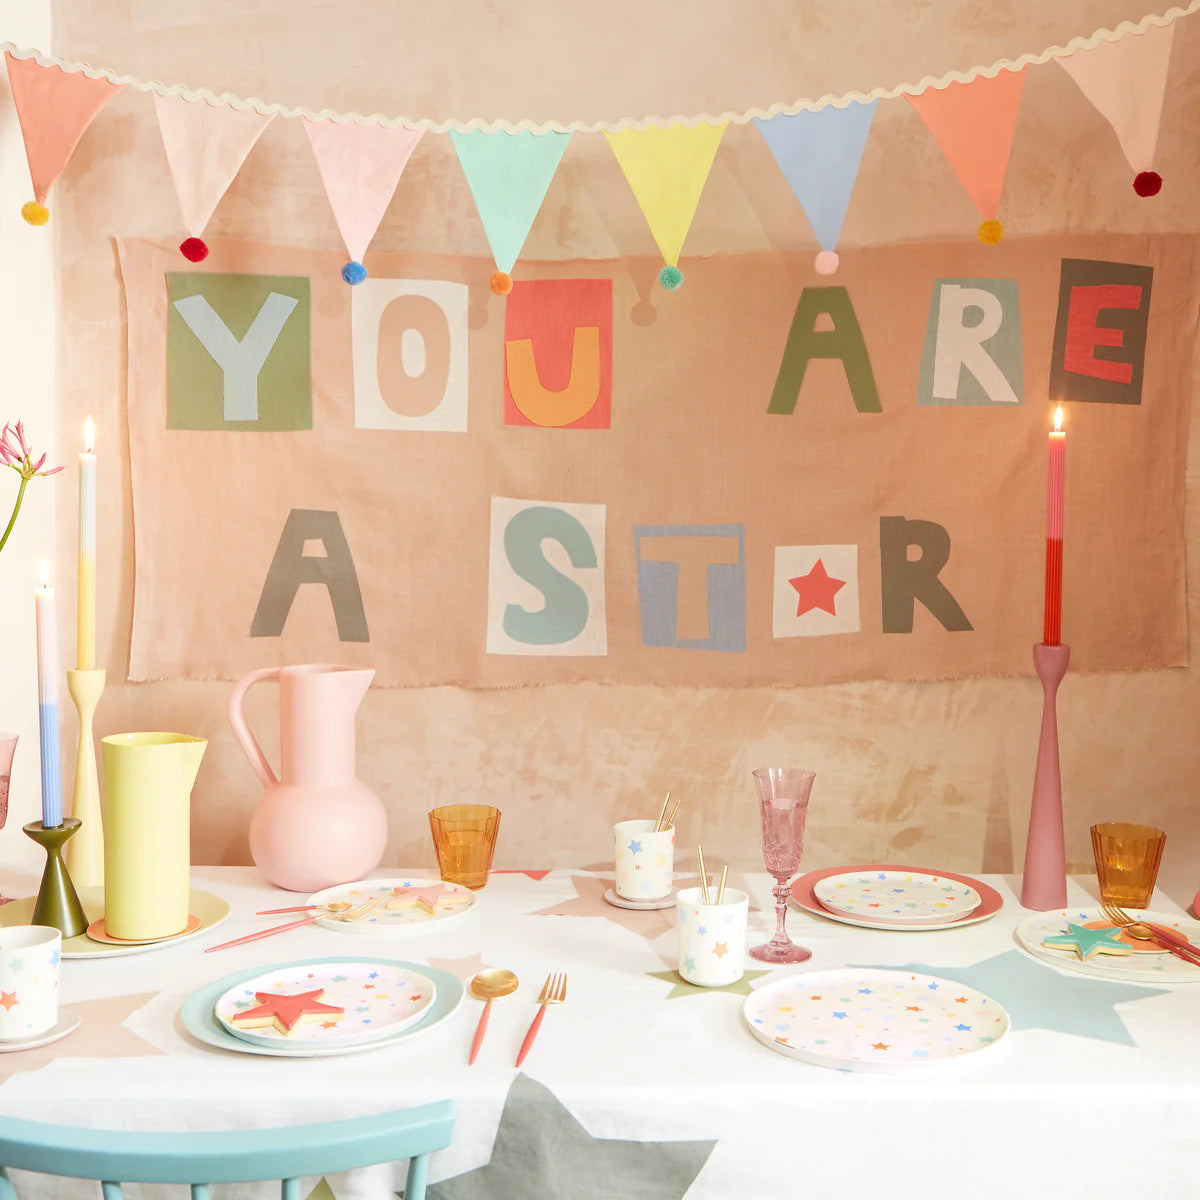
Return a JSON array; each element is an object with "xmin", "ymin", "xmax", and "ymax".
[
  {"xmin": 21, "ymin": 201, "xmax": 49, "ymax": 226},
  {"xmin": 977, "ymin": 218, "xmax": 1004, "ymax": 245},
  {"xmin": 490, "ymin": 271, "xmax": 513, "ymax": 296}
]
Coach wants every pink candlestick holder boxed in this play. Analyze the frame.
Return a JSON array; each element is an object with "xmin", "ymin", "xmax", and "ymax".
[{"xmin": 1021, "ymin": 642, "xmax": 1070, "ymax": 910}]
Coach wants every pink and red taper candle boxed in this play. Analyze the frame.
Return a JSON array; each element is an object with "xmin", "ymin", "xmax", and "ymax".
[{"xmin": 1043, "ymin": 406, "xmax": 1065, "ymax": 646}]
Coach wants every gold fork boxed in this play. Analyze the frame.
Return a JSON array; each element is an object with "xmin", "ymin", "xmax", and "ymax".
[
  {"xmin": 515, "ymin": 972, "xmax": 567, "ymax": 1067},
  {"xmin": 205, "ymin": 896, "xmax": 380, "ymax": 953},
  {"xmin": 1098, "ymin": 898, "xmax": 1200, "ymax": 966}
]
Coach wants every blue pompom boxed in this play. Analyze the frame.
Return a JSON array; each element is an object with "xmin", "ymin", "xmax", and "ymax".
[
  {"xmin": 341, "ymin": 260, "xmax": 368, "ymax": 285},
  {"xmin": 658, "ymin": 264, "xmax": 683, "ymax": 291}
]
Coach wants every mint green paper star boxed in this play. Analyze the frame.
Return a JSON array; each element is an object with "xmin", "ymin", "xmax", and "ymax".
[
  {"xmin": 1042, "ymin": 923, "xmax": 1132, "ymax": 961},
  {"xmin": 647, "ymin": 969, "xmax": 769, "ymax": 999}
]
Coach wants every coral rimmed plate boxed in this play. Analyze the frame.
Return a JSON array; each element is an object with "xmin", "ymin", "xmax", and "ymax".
[
  {"xmin": 215, "ymin": 960, "xmax": 436, "ymax": 1049},
  {"xmin": 308, "ymin": 878, "xmax": 476, "ymax": 933},
  {"xmin": 743, "ymin": 968, "xmax": 1009, "ymax": 1072},
  {"xmin": 86, "ymin": 915, "xmax": 202, "ymax": 945},
  {"xmin": 1015, "ymin": 908, "xmax": 1200, "ymax": 984},
  {"xmin": 181, "ymin": 957, "xmax": 464, "ymax": 1058},
  {"xmin": 791, "ymin": 864, "xmax": 1002, "ymax": 931},
  {"xmin": 814, "ymin": 870, "xmax": 980, "ymax": 926}
]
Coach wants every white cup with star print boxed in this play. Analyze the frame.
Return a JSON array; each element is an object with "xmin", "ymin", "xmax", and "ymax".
[
  {"xmin": 0, "ymin": 925, "xmax": 61, "ymax": 1040},
  {"xmin": 677, "ymin": 887, "xmax": 749, "ymax": 987},
  {"xmin": 614, "ymin": 819, "xmax": 675, "ymax": 901}
]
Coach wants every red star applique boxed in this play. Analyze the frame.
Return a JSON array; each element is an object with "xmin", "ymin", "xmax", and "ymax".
[
  {"xmin": 789, "ymin": 558, "xmax": 846, "ymax": 617},
  {"xmin": 0, "ymin": 991, "xmax": 16, "ymax": 1011},
  {"xmin": 230, "ymin": 990, "xmax": 343, "ymax": 1036}
]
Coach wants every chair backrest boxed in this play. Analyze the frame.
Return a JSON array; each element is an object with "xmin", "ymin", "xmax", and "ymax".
[{"xmin": 0, "ymin": 1099, "xmax": 454, "ymax": 1200}]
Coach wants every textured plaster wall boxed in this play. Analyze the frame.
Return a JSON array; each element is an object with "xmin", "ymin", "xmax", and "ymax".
[{"xmin": 39, "ymin": 2, "xmax": 1200, "ymax": 901}]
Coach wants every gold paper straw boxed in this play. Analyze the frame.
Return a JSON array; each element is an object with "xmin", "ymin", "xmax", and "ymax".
[
  {"xmin": 715, "ymin": 864, "xmax": 728, "ymax": 905},
  {"xmin": 653, "ymin": 791, "xmax": 671, "ymax": 833},
  {"xmin": 697, "ymin": 846, "xmax": 711, "ymax": 904},
  {"xmin": 664, "ymin": 794, "xmax": 683, "ymax": 830}
]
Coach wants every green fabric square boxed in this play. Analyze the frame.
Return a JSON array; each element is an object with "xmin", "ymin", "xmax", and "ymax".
[{"xmin": 166, "ymin": 272, "xmax": 312, "ymax": 430}]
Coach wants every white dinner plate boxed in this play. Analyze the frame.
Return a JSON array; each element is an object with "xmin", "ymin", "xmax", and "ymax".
[
  {"xmin": 743, "ymin": 968, "xmax": 1009, "ymax": 1072},
  {"xmin": 307, "ymin": 877, "xmax": 476, "ymax": 933},
  {"xmin": 215, "ymin": 960, "xmax": 436, "ymax": 1049},
  {"xmin": 814, "ymin": 870, "xmax": 981, "ymax": 926}
]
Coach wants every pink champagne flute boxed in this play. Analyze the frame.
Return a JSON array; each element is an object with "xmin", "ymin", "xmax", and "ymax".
[{"xmin": 750, "ymin": 767, "xmax": 815, "ymax": 963}]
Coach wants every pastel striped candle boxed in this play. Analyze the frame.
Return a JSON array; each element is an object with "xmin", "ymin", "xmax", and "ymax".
[
  {"xmin": 35, "ymin": 562, "xmax": 62, "ymax": 828},
  {"xmin": 77, "ymin": 416, "xmax": 96, "ymax": 670},
  {"xmin": 1043, "ymin": 406, "xmax": 1065, "ymax": 646}
]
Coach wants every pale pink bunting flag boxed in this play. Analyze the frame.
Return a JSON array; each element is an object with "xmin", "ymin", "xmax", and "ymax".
[
  {"xmin": 154, "ymin": 93, "xmax": 274, "ymax": 259},
  {"xmin": 906, "ymin": 69, "xmax": 1026, "ymax": 242},
  {"xmin": 1058, "ymin": 24, "xmax": 1174, "ymax": 194},
  {"xmin": 4, "ymin": 54, "xmax": 123, "ymax": 222},
  {"xmin": 303, "ymin": 119, "xmax": 424, "ymax": 281}
]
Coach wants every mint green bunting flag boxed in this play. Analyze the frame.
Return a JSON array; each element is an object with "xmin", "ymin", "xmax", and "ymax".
[{"xmin": 449, "ymin": 129, "xmax": 571, "ymax": 295}]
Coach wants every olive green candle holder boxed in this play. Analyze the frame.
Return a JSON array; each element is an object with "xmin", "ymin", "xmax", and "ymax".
[{"xmin": 22, "ymin": 817, "xmax": 87, "ymax": 938}]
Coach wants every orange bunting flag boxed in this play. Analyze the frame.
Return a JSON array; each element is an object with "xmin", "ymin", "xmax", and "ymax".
[
  {"xmin": 4, "ymin": 54, "xmax": 123, "ymax": 226},
  {"xmin": 905, "ymin": 69, "xmax": 1026, "ymax": 245}
]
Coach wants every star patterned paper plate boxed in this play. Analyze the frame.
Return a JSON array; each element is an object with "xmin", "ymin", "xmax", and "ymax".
[
  {"xmin": 214, "ymin": 960, "xmax": 436, "ymax": 1049},
  {"xmin": 180, "ymin": 958, "xmax": 464, "ymax": 1058},
  {"xmin": 308, "ymin": 877, "xmax": 477, "ymax": 933},
  {"xmin": 790, "ymin": 864, "xmax": 1003, "ymax": 932},
  {"xmin": 1015, "ymin": 908, "xmax": 1200, "ymax": 983},
  {"xmin": 742, "ymin": 968, "xmax": 1010, "ymax": 1072},
  {"xmin": 813, "ymin": 870, "xmax": 981, "ymax": 926}
]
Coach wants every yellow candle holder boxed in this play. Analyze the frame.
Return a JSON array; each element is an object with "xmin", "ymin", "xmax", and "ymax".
[{"xmin": 65, "ymin": 668, "xmax": 106, "ymax": 888}]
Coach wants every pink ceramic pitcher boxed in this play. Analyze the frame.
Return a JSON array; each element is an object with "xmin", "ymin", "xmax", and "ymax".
[{"xmin": 228, "ymin": 664, "xmax": 388, "ymax": 892}]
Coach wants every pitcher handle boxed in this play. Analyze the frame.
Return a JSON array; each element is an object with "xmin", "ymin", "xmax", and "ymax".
[{"xmin": 228, "ymin": 667, "xmax": 280, "ymax": 789}]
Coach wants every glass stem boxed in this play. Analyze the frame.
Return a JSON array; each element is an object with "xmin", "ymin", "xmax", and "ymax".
[{"xmin": 771, "ymin": 880, "xmax": 791, "ymax": 945}]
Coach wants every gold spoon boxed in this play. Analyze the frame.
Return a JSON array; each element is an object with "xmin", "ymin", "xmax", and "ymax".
[{"xmin": 468, "ymin": 968, "xmax": 519, "ymax": 1065}]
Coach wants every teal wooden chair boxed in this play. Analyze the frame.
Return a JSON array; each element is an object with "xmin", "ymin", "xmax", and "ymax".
[{"xmin": 0, "ymin": 1099, "xmax": 453, "ymax": 1200}]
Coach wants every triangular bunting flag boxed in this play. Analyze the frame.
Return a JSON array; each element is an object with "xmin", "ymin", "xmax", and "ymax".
[
  {"xmin": 449, "ymin": 129, "xmax": 571, "ymax": 295},
  {"xmin": 604, "ymin": 122, "xmax": 726, "ymax": 290},
  {"xmin": 303, "ymin": 119, "xmax": 424, "ymax": 284},
  {"xmin": 1057, "ymin": 24, "xmax": 1174, "ymax": 197},
  {"xmin": 905, "ymin": 69, "xmax": 1026, "ymax": 244},
  {"xmin": 753, "ymin": 101, "xmax": 877, "ymax": 275},
  {"xmin": 154, "ymin": 94, "xmax": 274, "ymax": 261},
  {"xmin": 4, "ymin": 54, "xmax": 123, "ymax": 226}
]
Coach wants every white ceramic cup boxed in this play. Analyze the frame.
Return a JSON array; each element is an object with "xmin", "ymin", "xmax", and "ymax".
[
  {"xmin": 0, "ymin": 925, "xmax": 61, "ymax": 1040},
  {"xmin": 613, "ymin": 818, "xmax": 675, "ymax": 900},
  {"xmin": 676, "ymin": 886, "xmax": 749, "ymax": 987}
]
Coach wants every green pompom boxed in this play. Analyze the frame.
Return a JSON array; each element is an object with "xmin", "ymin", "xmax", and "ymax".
[{"xmin": 657, "ymin": 264, "xmax": 683, "ymax": 291}]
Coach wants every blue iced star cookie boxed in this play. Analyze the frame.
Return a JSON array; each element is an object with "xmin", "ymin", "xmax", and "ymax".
[{"xmin": 1042, "ymin": 922, "xmax": 1132, "ymax": 962}]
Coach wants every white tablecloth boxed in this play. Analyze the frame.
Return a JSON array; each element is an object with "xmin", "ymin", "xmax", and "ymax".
[{"xmin": 2, "ymin": 866, "xmax": 1199, "ymax": 1200}]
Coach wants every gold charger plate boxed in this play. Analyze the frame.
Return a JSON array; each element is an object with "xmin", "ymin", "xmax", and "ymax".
[{"xmin": 0, "ymin": 887, "xmax": 229, "ymax": 958}]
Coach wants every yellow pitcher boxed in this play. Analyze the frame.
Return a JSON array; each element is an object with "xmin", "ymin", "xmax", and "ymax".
[{"xmin": 100, "ymin": 733, "xmax": 207, "ymax": 940}]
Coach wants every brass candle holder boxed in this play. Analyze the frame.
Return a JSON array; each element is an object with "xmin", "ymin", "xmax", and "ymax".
[{"xmin": 22, "ymin": 817, "xmax": 87, "ymax": 937}]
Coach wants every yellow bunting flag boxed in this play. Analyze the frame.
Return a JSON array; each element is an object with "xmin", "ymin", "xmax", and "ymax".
[{"xmin": 604, "ymin": 122, "xmax": 726, "ymax": 290}]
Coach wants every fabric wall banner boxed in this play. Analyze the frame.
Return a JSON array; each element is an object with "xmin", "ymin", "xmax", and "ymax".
[{"xmin": 117, "ymin": 234, "xmax": 1195, "ymax": 689}]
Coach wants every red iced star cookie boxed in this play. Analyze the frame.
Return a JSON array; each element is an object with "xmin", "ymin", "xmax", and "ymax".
[{"xmin": 229, "ymin": 989, "xmax": 344, "ymax": 1036}]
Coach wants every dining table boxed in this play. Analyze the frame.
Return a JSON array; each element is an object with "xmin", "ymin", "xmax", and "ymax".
[{"xmin": 1, "ymin": 863, "xmax": 1199, "ymax": 1200}]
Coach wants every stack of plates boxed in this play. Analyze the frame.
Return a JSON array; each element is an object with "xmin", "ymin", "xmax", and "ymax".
[
  {"xmin": 791, "ymin": 864, "xmax": 1002, "ymax": 931},
  {"xmin": 181, "ymin": 958, "xmax": 464, "ymax": 1058}
]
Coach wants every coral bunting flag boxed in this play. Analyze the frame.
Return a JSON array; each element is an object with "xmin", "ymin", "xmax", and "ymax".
[
  {"xmin": 449, "ymin": 129, "xmax": 571, "ymax": 295},
  {"xmin": 1057, "ymin": 24, "xmax": 1174, "ymax": 196},
  {"xmin": 4, "ymin": 54, "xmax": 123, "ymax": 225},
  {"xmin": 303, "ymin": 119, "xmax": 424, "ymax": 283},
  {"xmin": 905, "ymin": 70, "xmax": 1026, "ymax": 244},
  {"xmin": 154, "ymin": 94, "xmax": 274, "ymax": 261},
  {"xmin": 753, "ymin": 101, "xmax": 877, "ymax": 274},
  {"xmin": 604, "ymin": 122, "xmax": 726, "ymax": 290}
]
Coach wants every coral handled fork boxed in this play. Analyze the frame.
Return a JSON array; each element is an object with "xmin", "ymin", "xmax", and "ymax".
[
  {"xmin": 205, "ymin": 897, "xmax": 380, "ymax": 953},
  {"xmin": 515, "ymin": 972, "xmax": 566, "ymax": 1067}
]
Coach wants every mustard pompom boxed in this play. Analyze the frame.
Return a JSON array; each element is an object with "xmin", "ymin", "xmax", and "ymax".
[
  {"xmin": 977, "ymin": 218, "xmax": 1003, "ymax": 245},
  {"xmin": 21, "ymin": 201, "xmax": 49, "ymax": 226},
  {"xmin": 490, "ymin": 271, "xmax": 513, "ymax": 296}
]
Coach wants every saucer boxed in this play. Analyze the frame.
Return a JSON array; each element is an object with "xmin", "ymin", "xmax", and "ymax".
[
  {"xmin": 0, "ymin": 1011, "xmax": 81, "ymax": 1053},
  {"xmin": 604, "ymin": 888, "xmax": 676, "ymax": 911},
  {"xmin": 86, "ymin": 914, "xmax": 202, "ymax": 945}
]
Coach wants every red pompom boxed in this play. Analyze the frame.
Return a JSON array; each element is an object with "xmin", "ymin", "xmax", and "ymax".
[
  {"xmin": 1133, "ymin": 171, "xmax": 1162, "ymax": 197},
  {"xmin": 180, "ymin": 237, "xmax": 209, "ymax": 262}
]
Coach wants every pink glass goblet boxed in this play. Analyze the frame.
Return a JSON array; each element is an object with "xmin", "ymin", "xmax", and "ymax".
[
  {"xmin": 0, "ymin": 733, "xmax": 16, "ymax": 830},
  {"xmin": 750, "ymin": 767, "xmax": 815, "ymax": 963}
]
